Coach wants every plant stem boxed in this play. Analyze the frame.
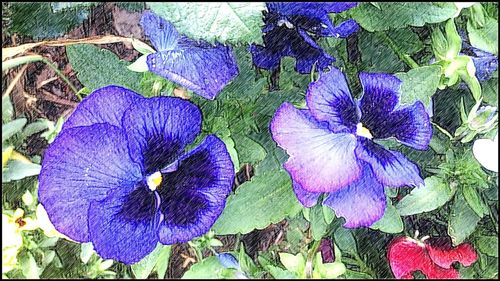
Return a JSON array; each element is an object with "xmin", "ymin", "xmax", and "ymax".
[
  {"xmin": 234, "ymin": 233, "xmax": 241, "ymax": 251},
  {"xmin": 41, "ymin": 58, "xmax": 81, "ymax": 100},
  {"xmin": 305, "ymin": 239, "xmax": 322, "ymax": 278},
  {"xmin": 431, "ymin": 122, "xmax": 455, "ymax": 140},
  {"xmin": 378, "ymin": 32, "xmax": 420, "ymax": 69}
]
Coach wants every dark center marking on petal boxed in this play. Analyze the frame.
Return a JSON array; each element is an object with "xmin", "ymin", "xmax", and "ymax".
[
  {"xmin": 143, "ymin": 134, "xmax": 182, "ymax": 175},
  {"xmin": 118, "ymin": 182, "xmax": 157, "ymax": 222}
]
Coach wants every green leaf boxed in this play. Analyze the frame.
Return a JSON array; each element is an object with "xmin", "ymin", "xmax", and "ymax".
[
  {"xmin": 387, "ymin": 28, "xmax": 424, "ymax": 55},
  {"xmin": 2, "ymin": 160, "xmax": 41, "ymax": 183},
  {"xmin": 66, "ymin": 44, "xmax": 143, "ymax": 93},
  {"xmin": 154, "ymin": 244, "xmax": 172, "ymax": 279},
  {"xmin": 476, "ymin": 236, "xmax": 498, "ymax": 257},
  {"xmin": 448, "ymin": 193, "xmax": 481, "ymax": 245},
  {"xmin": 147, "ymin": 3, "xmax": 266, "ymax": 44},
  {"xmin": 370, "ymin": 198, "xmax": 403, "ymax": 233},
  {"xmin": 396, "ymin": 65, "xmax": 442, "ymax": 108},
  {"xmin": 8, "ymin": 3, "xmax": 90, "ymax": 39},
  {"xmin": 333, "ymin": 227, "xmax": 357, "ymax": 256},
  {"xmin": 131, "ymin": 243, "xmax": 171, "ymax": 279},
  {"xmin": 181, "ymin": 256, "xmax": 225, "ymax": 279},
  {"xmin": 212, "ymin": 169, "xmax": 302, "ymax": 235},
  {"xmin": 462, "ymin": 187, "xmax": 489, "ymax": 218},
  {"xmin": 20, "ymin": 252, "xmax": 40, "ymax": 279},
  {"xmin": 232, "ymin": 134, "xmax": 267, "ymax": 165},
  {"xmin": 2, "ymin": 118, "xmax": 27, "ymax": 143},
  {"xmin": 310, "ymin": 204, "xmax": 328, "ymax": 240},
  {"xmin": 80, "ymin": 242, "xmax": 94, "ymax": 264},
  {"xmin": 266, "ymin": 265, "xmax": 298, "ymax": 279},
  {"xmin": 2, "ymin": 95, "xmax": 14, "ymax": 123},
  {"xmin": 350, "ymin": 2, "xmax": 458, "ymax": 32},
  {"xmin": 279, "ymin": 253, "xmax": 305, "ymax": 276},
  {"xmin": 396, "ymin": 176, "xmax": 454, "ymax": 216},
  {"xmin": 467, "ymin": 17, "xmax": 498, "ymax": 55},
  {"xmin": 358, "ymin": 31, "xmax": 404, "ymax": 73}
]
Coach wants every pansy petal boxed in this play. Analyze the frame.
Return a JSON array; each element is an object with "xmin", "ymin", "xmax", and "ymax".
[
  {"xmin": 157, "ymin": 135, "xmax": 234, "ymax": 244},
  {"xmin": 471, "ymin": 55, "xmax": 498, "ymax": 81},
  {"xmin": 121, "ymin": 96, "xmax": 202, "ymax": 175},
  {"xmin": 375, "ymin": 101, "xmax": 432, "ymax": 150},
  {"xmin": 38, "ymin": 124, "xmax": 142, "ymax": 242},
  {"xmin": 388, "ymin": 237, "xmax": 460, "ymax": 279},
  {"xmin": 320, "ymin": 18, "xmax": 359, "ymax": 38},
  {"xmin": 146, "ymin": 44, "xmax": 239, "ymax": 100},
  {"xmin": 323, "ymin": 163, "xmax": 386, "ymax": 228},
  {"xmin": 140, "ymin": 11, "xmax": 179, "ymax": 51},
  {"xmin": 62, "ymin": 85, "xmax": 143, "ymax": 130},
  {"xmin": 294, "ymin": 29, "xmax": 335, "ymax": 73},
  {"xmin": 271, "ymin": 102, "xmax": 361, "ymax": 192},
  {"xmin": 355, "ymin": 138, "xmax": 424, "ymax": 188},
  {"xmin": 425, "ymin": 238, "xmax": 478, "ymax": 269},
  {"xmin": 89, "ymin": 183, "xmax": 160, "ymax": 264},
  {"xmin": 358, "ymin": 72, "xmax": 402, "ymax": 131},
  {"xmin": 267, "ymin": 2, "xmax": 358, "ymax": 16},
  {"xmin": 249, "ymin": 44, "xmax": 282, "ymax": 71},
  {"xmin": 306, "ymin": 67, "xmax": 359, "ymax": 132},
  {"xmin": 292, "ymin": 180, "xmax": 321, "ymax": 208}
]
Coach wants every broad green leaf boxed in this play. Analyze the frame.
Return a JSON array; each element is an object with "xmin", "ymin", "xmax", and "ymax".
[
  {"xmin": 132, "ymin": 243, "xmax": 171, "ymax": 279},
  {"xmin": 350, "ymin": 3, "xmax": 458, "ymax": 32},
  {"xmin": 154, "ymin": 243, "xmax": 172, "ymax": 279},
  {"xmin": 279, "ymin": 253, "xmax": 305, "ymax": 276},
  {"xmin": 21, "ymin": 119, "xmax": 51, "ymax": 142},
  {"xmin": 232, "ymin": 134, "xmax": 267, "ymax": 165},
  {"xmin": 212, "ymin": 169, "xmax": 302, "ymax": 235},
  {"xmin": 2, "ymin": 118, "xmax": 27, "ymax": 143},
  {"xmin": 181, "ymin": 256, "xmax": 225, "ymax": 279},
  {"xmin": 322, "ymin": 205, "xmax": 335, "ymax": 224},
  {"xmin": 448, "ymin": 193, "xmax": 481, "ymax": 245},
  {"xmin": 127, "ymin": 54, "xmax": 149, "ymax": 73},
  {"xmin": 358, "ymin": 31, "xmax": 404, "ymax": 73},
  {"xmin": 2, "ymin": 160, "xmax": 41, "ymax": 183},
  {"xmin": 481, "ymin": 77, "xmax": 498, "ymax": 106},
  {"xmin": 2, "ymin": 95, "xmax": 14, "ymax": 123},
  {"xmin": 387, "ymin": 28, "xmax": 424, "ymax": 55},
  {"xmin": 462, "ymin": 187, "xmax": 489, "ymax": 218},
  {"xmin": 66, "ymin": 44, "xmax": 143, "ymax": 93},
  {"xmin": 370, "ymin": 198, "xmax": 403, "ymax": 233},
  {"xmin": 476, "ymin": 236, "xmax": 498, "ymax": 257},
  {"xmin": 396, "ymin": 176, "xmax": 454, "ymax": 216},
  {"xmin": 310, "ymin": 204, "xmax": 328, "ymax": 240},
  {"xmin": 333, "ymin": 227, "xmax": 357, "ymax": 256},
  {"xmin": 467, "ymin": 17, "xmax": 498, "ymax": 55},
  {"xmin": 396, "ymin": 65, "xmax": 442, "ymax": 108},
  {"xmin": 147, "ymin": 2, "xmax": 266, "ymax": 44},
  {"xmin": 20, "ymin": 252, "xmax": 40, "ymax": 278},
  {"xmin": 266, "ymin": 265, "xmax": 297, "ymax": 279}
]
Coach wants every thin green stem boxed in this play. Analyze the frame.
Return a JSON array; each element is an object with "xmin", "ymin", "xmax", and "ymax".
[
  {"xmin": 41, "ymin": 58, "xmax": 81, "ymax": 100},
  {"xmin": 305, "ymin": 239, "xmax": 322, "ymax": 278},
  {"xmin": 378, "ymin": 32, "xmax": 420, "ymax": 69},
  {"xmin": 432, "ymin": 121, "xmax": 455, "ymax": 140},
  {"xmin": 353, "ymin": 252, "xmax": 377, "ymax": 278},
  {"xmin": 234, "ymin": 233, "xmax": 241, "ymax": 252}
]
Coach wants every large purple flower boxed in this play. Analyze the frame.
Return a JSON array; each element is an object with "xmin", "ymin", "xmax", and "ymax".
[
  {"xmin": 270, "ymin": 68, "xmax": 432, "ymax": 228},
  {"xmin": 38, "ymin": 86, "xmax": 234, "ymax": 264},
  {"xmin": 140, "ymin": 11, "xmax": 239, "ymax": 100},
  {"xmin": 250, "ymin": 2, "xmax": 359, "ymax": 74}
]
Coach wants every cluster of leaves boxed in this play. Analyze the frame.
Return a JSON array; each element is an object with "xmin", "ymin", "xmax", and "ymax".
[{"xmin": 2, "ymin": 2, "xmax": 498, "ymax": 279}]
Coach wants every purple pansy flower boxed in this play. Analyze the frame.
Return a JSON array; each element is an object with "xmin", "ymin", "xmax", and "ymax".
[
  {"xmin": 38, "ymin": 85, "xmax": 234, "ymax": 264},
  {"xmin": 461, "ymin": 42, "xmax": 498, "ymax": 81},
  {"xmin": 140, "ymin": 11, "xmax": 239, "ymax": 100},
  {"xmin": 250, "ymin": 2, "xmax": 359, "ymax": 74},
  {"xmin": 270, "ymin": 68, "xmax": 432, "ymax": 228}
]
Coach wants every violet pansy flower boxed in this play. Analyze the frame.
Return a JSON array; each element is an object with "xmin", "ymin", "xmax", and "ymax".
[
  {"xmin": 38, "ymin": 86, "xmax": 234, "ymax": 264},
  {"xmin": 461, "ymin": 41, "xmax": 498, "ymax": 81},
  {"xmin": 140, "ymin": 11, "xmax": 239, "ymax": 100},
  {"xmin": 271, "ymin": 68, "xmax": 432, "ymax": 228},
  {"xmin": 250, "ymin": 2, "xmax": 359, "ymax": 74}
]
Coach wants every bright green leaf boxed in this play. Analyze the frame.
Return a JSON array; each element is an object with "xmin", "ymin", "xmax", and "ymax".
[
  {"xmin": 476, "ymin": 236, "xmax": 498, "ymax": 257},
  {"xmin": 310, "ymin": 204, "xmax": 328, "ymax": 240},
  {"xmin": 396, "ymin": 176, "xmax": 454, "ymax": 216},
  {"xmin": 2, "ymin": 118, "xmax": 27, "ymax": 143},
  {"xmin": 181, "ymin": 256, "xmax": 225, "ymax": 279},
  {"xmin": 212, "ymin": 169, "xmax": 302, "ymax": 235},
  {"xmin": 396, "ymin": 65, "xmax": 442, "ymax": 108},
  {"xmin": 279, "ymin": 252, "xmax": 305, "ymax": 276},
  {"xmin": 448, "ymin": 193, "xmax": 482, "ymax": 245},
  {"xmin": 370, "ymin": 198, "xmax": 403, "ymax": 233},
  {"xmin": 462, "ymin": 187, "xmax": 489, "ymax": 218},
  {"xmin": 333, "ymin": 227, "xmax": 357, "ymax": 256},
  {"xmin": 132, "ymin": 243, "xmax": 171, "ymax": 279},
  {"xmin": 467, "ymin": 17, "xmax": 498, "ymax": 55},
  {"xmin": 2, "ymin": 160, "xmax": 41, "ymax": 183},
  {"xmin": 232, "ymin": 134, "xmax": 267, "ymax": 165},
  {"xmin": 147, "ymin": 2, "xmax": 266, "ymax": 44}
]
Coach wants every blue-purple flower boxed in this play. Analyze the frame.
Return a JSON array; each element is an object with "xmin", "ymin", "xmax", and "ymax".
[
  {"xmin": 250, "ymin": 2, "xmax": 359, "ymax": 74},
  {"xmin": 270, "ymin": 68, "xmax": 432, "ymax": 228},
  {"xmin": 461, "ymin": 41, "xmax": 498, "ymax": 81},
  {"xmin": 38, "ymin": 85, "xmax": 234, "ymax": 264},
  {"xmin": 140, "ymin": 11, "xmax": 239, "ymax": 100}
]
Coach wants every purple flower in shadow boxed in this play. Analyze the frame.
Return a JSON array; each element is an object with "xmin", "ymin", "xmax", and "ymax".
[
  {"xmin": 38, "ymin": 86, "xmax": 234, "ymax": 264},
  {"xmin": 250, "ymin": 2, "xmax": 359, "ymax": 74},
  {"xmin": 461, "ymin": 42, "xmax": 498, "ymax": 81},
  {"xmin": 140, "ymin": 11, "xmax": 239, "ymax": 100},
  {"xmin": 270, "ymin": 68, "xmax": 432, "ymax": 228}
]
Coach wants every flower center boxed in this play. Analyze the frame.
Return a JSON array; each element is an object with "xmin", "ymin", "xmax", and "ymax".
[
  {"xmin": 146, "ymin": 171, "xmax": 162, "ymax": 191},
  {"xmin": 277, "ymin": 19, "xmax": 294, "ymax": 29},
  {"xmin": 356, "ymin": 123, "xmax": 373, "ymax": 139}
]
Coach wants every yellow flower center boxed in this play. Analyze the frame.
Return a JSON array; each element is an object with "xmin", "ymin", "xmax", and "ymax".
[
  {"xmin": 356, "ymin": 123, "xmax": 373, "ymax": 139},
  {"xmin": 146, "ymin": 171, "xmax": 162, "ymax": 191}
]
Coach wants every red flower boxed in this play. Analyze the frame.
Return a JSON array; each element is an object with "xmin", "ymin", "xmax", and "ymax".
[{"xmin": 387, "ymin": 235, "xmax": 478, "ymax": 279}]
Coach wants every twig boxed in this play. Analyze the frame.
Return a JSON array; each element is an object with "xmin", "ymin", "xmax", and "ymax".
[
  {"xmin": 41, "ymin": 90, "xmax": 79, "ymax": 107},
  {"xmin": 2, "ymin": 64, "xmax": 28, "ymax": 98}
]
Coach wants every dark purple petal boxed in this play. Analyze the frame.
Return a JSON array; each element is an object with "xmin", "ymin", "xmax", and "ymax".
[
  {"xmin": 471, "ymin": 55, "xmax": 498, "ymax": 81},
  {"xmin": 294, "ymin": 29, "xmax": 336, "ymax": 73},
  {"xmin": 323, "ymin": 162, "xmax": 386, "ymax": 228},
  {"xmin": 248, "ymin": 44, "xmax": 282, "ymax": 71},
  {"xmin": 306, "ymin": 67, "xmax": 359, "ymax": 132},
  {"xmin": 267, "ymin": 2, "xmax": 358, "ymax": 16},
  {"xmin": 146, "ymin": 44, "xmax": 239, "ymax": 100},
  {"xmin": 271, "ymin": 102, "xmax": 361, "ymax": 192},
  {"xmin": 121, "ymin": 96, "xmax": 202, "ymax": 175},
  {"xmin": 319, "ymin": 18, "xmax": 359, "ymax": 38},
  {"xmin": 157, "ymin": 135, "xmax": 234, "ymax": 244},
  {"xmin": 38, "ymin": 124, "xmax": 142, "ymax": 242},
  {"xmin": 88, "ymin": 183, "xmax": 160, "ymax": 264},
  {"xmin": 62, "ymin": 85, "xmax": 143, "ymax": 131},
  {"xmin": 292, "ymin": 180, "xmax": 321, "ymax": 208},
  {"xmin": 358, "ymin": 72, "xmax": 402, "ymax": 133},
  {"xmin": 375, "ymin": 102, "xmax": 432, "ymax": 150},
  {"xmin": 140, "ymin": 11, "xmax": 179, "ymax": 51},
  {"xmin": 355, "ymin": 138, "xmax": 424, "ymax": 188}
]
